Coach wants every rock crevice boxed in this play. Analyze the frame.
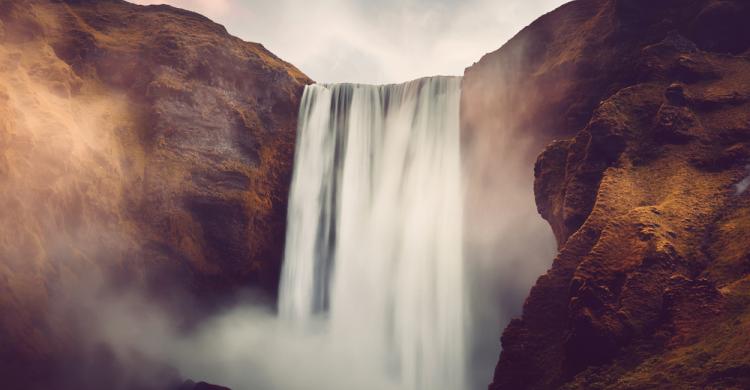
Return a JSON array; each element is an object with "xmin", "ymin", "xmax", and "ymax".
[{"xmin": 472, "ymin": 0, "xmax": 750, "ymax": 388}]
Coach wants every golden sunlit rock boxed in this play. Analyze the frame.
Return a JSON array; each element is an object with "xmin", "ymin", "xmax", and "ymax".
[{"xmin": 0, "ymin": 0, "xmax": 310, "ymax": 386}]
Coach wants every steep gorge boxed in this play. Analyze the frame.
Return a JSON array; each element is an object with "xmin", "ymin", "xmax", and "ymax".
[{"xmin": 1, "ymin": 0, "xmax": 750, "ymax": 389}]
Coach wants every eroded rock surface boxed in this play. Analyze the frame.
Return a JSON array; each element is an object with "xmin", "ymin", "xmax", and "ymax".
[
  {"xmin": 470, "ymin": 0, "xmax": 750, "ymax": 389},
  {"xmin": 0, "ymin": 0, "xmax": 310, "ymax": 388}
]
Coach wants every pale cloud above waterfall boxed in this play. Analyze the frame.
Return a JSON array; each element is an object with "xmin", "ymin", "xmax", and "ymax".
[{"xmin": 129, "ymin": 0, "xmax": 568, "ymax": 84}]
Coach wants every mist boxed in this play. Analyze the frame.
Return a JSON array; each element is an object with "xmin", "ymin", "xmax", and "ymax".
[
  {"xmin": 460, "ymin": 36, "xmax": 559, "ymax": 388},
  {"xmin": 61, "ymin": 282, "xmax": 406, "ymax": 390}
]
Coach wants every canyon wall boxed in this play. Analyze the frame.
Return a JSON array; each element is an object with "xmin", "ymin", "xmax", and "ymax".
[
  {"xmin": 462, "ymin": 0, "xmax": 750, "ymax": 388},
  {"xmin": 3, "ymin": 0, "xmax": 750, "ymax": 388},
  {"xmin": 0, "ymin": 0, "xmax": 309, "ymax": 387}
]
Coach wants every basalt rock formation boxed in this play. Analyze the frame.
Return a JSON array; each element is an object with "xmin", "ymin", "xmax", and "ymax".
[
  {"xmin": 0, "ymin": 0, "xmax": 309, "ymax": 388},
  {"xmin": 467, "ymin": 0, "xmax": 750, "ymax": 389}
]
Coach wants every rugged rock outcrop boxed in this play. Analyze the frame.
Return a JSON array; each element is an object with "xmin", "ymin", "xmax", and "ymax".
[
  {"xmin": 0, "ymin": 0, "xmax": 309, "ymax": 388},
  {"xmin": 177, "ymin": 380, "xmax": 232, "ymax": 390},
  {"xmin": 466, "ymin": 0, "xmax": 750, "ymax": 388}
]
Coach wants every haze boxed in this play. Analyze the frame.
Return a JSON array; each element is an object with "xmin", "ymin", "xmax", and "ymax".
[{"xmin": 130, "ymin": 0, "xmax": 568, "ymax": 84}]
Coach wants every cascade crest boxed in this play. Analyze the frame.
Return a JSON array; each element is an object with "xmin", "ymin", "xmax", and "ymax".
[{"xmin": 279, "ymin": 76, "xmax": 466, "ymax": 390}]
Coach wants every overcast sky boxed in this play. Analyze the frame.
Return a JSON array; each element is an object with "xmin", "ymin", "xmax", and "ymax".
[{"xmin": 130, "ymin": 0, "xmax": 568, "ymax": 84}]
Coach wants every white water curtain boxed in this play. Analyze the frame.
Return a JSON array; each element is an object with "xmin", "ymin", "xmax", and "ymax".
[{"xmin": 279, "ymin": 77, "xmax": 466, "ymax": 390}]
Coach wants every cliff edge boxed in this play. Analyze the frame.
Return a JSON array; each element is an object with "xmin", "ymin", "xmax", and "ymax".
[
  {"xmin": 0, "ymin": 0, "xmax": 310, "ymax": 388},
  {"xmin": 463, "ymin": 0, "xmax": 750, "ymax": 388}
]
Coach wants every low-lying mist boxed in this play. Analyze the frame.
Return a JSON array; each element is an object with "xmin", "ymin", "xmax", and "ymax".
[{"xmin": 61, "ymin": 278, "xmax": 408, "ymax": 390}]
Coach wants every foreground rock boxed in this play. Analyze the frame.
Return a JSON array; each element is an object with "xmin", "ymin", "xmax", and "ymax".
[
  {"xmin": 0, "ymin": 0, "xmax": 309, "ymax": 388},
  {"xmin": 177, "ymin": 380, "xmax": 232, "ymax": 390},
  {"xmin": 465, "ymin": 0, "xmax": 750, "ymax": 388}
]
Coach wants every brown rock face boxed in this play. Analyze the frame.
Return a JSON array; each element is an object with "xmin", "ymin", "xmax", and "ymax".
[
  {"xmin": 466, "ymin": 0, "xmax": 750, "ymax": 389},
  {"xmin": 0, "ymin": 0, "xmax": 309, "ymax": 388}
]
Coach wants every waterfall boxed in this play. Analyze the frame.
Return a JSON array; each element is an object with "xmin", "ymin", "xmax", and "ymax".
[{"xmin": 279, "ymin": 76, "xmax": 466, "ymax": 390}]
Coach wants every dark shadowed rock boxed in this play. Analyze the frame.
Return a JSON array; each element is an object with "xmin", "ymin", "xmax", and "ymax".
[
  {"xmin": 465, "ymin": 0, "xmax": 750, "ymax": 389},
  {"xmin": 176, "ymin": 380, "xmax": 232, "ymax": 390}
]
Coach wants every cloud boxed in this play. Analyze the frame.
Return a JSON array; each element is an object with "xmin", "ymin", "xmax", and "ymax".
[{"xmin": 128, "ymin": 0, "xmax": 568, "ymax": 83}]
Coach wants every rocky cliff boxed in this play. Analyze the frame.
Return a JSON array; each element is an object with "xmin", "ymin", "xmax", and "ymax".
[
  {"xmin": 0, "ymin": 0, "xmax": 309, "ymax": 388},
  {"xmin": 463, "ymin": 0, "xmax": 750, "ymax": 388}
]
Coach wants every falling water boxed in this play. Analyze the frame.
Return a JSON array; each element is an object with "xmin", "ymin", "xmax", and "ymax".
[{"xmin": 279, "ymin": 76, "xmax": 465, "ymax": 390}]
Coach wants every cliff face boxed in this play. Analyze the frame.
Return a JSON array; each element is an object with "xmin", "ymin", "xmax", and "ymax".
[
  {"xmin": 0, "ymin": 0, "xmax": 309, "ymax": 387},
  {"xmin": 463, "ymin": 0, "xmax": 750, "ymax": 388}
]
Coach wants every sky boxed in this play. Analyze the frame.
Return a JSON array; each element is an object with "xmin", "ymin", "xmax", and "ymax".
[{"xmin": 130, "ymin": 0, "xmax": 568, "ymax": 84}]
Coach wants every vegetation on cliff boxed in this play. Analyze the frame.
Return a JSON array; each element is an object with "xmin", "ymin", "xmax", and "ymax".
[{"xmin": 467, "ymin": 1, "xmax": 750, "ymax": 388}]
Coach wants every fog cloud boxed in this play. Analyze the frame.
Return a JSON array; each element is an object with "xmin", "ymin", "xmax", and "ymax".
[
  {"xmin": 68, "ymin": 283, "xmax": 407, "ymax": 390},
  {"xmin": 129, "ymin": 0, "xmax": 567, "ymax": 83}
]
